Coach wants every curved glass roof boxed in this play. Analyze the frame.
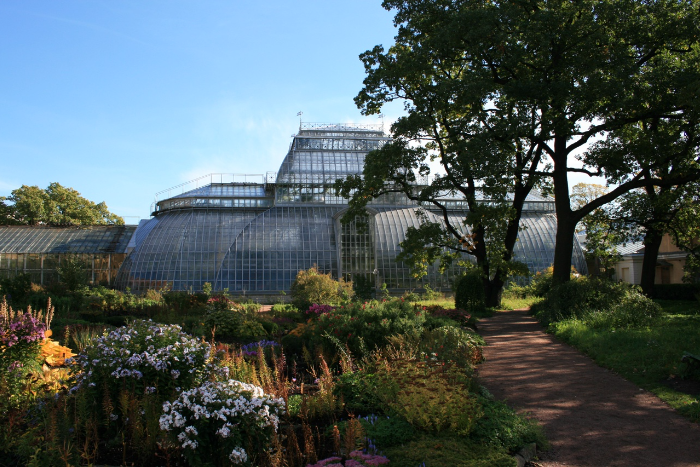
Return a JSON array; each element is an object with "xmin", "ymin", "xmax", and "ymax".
[
  {"xmin": 114, "ymin": 122, "xmax": 583, "ymax": 294},
  {"xmin": 0, "ymin": 225, "xmax": 135, "ymax": 254}
]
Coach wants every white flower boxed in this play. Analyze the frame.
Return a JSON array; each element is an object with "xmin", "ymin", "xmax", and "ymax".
[{"xmin": 229, "ymin": 448, "xmax": 248, "ymax": 464}]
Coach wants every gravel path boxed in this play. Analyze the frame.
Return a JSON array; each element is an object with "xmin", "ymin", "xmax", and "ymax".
[{"xmin": 477, "ymin": 309, "xmax": 700, "ymax": 467}]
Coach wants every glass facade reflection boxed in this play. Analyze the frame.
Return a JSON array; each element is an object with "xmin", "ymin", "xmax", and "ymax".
[{"xmin": 115, "ymin": 123, "xmax": 587, "ymax": 294}]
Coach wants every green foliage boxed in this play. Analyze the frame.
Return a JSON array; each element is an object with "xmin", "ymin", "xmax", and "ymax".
[
  {"xmin": 204, "ymin": 309, "xmax": 267, "ymax": 342},
  {"xmin": 382, "ymin": 434, "xmax": 516, "ymax": 467},
  {"xmin": 531, "ymin": 277, "xmax": 661, "ymax": 328},
  {"xmin": 352, "ymin": 273, "xmax": 375, "ymax": 301},
  {"xmin": 471, "ymin": 398, "xmax": 548, "ymax": 453},
  {"xmin": 310, "ymin": 298, "xmax": 427, "ymax": 358},
  {"xmin": 56, "ymin": 256, "xmax": 89, "ymax": 292},
  {"xmin": 290, "ymin": 266, "xmax": 354, "ymax": 311},
  {"xmin": 357, "ymin": 414, "xmax": 417, "ymax": 448},
  {"xmin": 417, "ymin": 326, "xmax": 484, "ymax": 370},
  {"xmin": 374, "ymin": 359, "xmax": 482, "ymax": 435},
  {"xmin": 421, "ymin": 284, "xmax": 443, "ymax": 300},
  {"xmin": 454, "ymin": 270, "xmax": 486, "ymax": 315},
  {"xmin": 652, "ymin": 284, "xmax": 698, "ymax": 301},
  {"xmin": 0, "ymin": 273, "xmax": 32, "ymax": 306},
  {"xmin": 1, "ymin": 182, "xmax": 124, "ymax": 225},
  {"xmin": 334, "ymin": 371, "xmax": 383, "ymax": 415}
]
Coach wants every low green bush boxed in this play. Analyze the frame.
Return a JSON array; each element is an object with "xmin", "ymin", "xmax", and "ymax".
[
  {"xmin": 417, "ymin": 326, "xmax": 485, "ymax": 369},
  {"xmin": 383, "ymin": 434, "xmax": 516, "ymax": 467},
  {"xmin": 357, "ymin": 414, "xmax": 417, "ymax": 447},
  {"xmin": 531, "ymin": 277, "xmax": 661, "ymax": 328},
  {"xmin": 310, "ymin": 298, "xmax": 427, "ymax": 358},
  {"xmin": 334, "ymin": 371, "xmax": 383, "ymax": 415},
  {"xmin": 454, "ymin": 270, "xmax": 486, "ymax": 315},
  {"xmin": 652, "ymin": 283, "xmax": 698, "ymax": 301},
  {"xmin": 471, "ymin": 397, "xmax": 548, "ymax": 453},
  {"xmin": 290, "ymin": 266, "xmax": 354, "ymax": 311}
]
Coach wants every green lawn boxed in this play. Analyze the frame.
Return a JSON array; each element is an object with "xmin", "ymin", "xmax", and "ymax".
[{"xmin": 549, "ymin": 300, "xmax": 700, "ymax": 421}]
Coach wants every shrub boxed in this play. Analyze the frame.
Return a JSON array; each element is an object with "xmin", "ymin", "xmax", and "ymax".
[
  {"xmin": 73, "ymin": 320, "xmax": 216, "ymax": 402},
  {"xmin": 531, "ymin": 277, "xmax": 661, "ymax": 328},
  {"xmin": 334, "ymin": 371, "xmax": 383, "ymax": 415},
  {"xmin": 374, "ymin": 359, "xmax": 482, "ymax": 435},
  {"xmin": 417, "ymin": 326, "xmax": 485, "ymax": 370},
  {"xmin": 584, "ymin": 293, "xmax": 661, "ymax": 329},
  {"xmin": 471, "ymin": 397, "xmax": 548, "ymax": 453},
  {"xmin": 160, "ymin": 380, "xmax": 285, "ymax": 466},
  {"xmin": 422, "ymin": 305, "xmax": 476, "ymax": 328},
  {"xmin": 56, "ymin": 256, "xmax": 89, "ymax": 292},
  {"xmin": 421, "ymin": 284, "xmax": 444, "ymax": 300},
  {"xmin": 454, "ymin": 270, "xmax": 486, "ymax": 314},
  {"xmin": 357, "ymin": 413, "xmax": 417, "ymax": 447},
  {"xmin": 290, "ymin": 267, "xmax": 354, "ymax": 311},
  {"xmin": 651, "ymin": 283, "xmax": 698, "ymax": 301},
  {"xmin": 311, "ymin": 299, "xmax": 427, "ymax": 358},
  {"xmin": 308, "ymin": 451, "xmax": 390, "ymax": 466},
  {"xmin": 383, "ymin": 434, "xmax": 515, "ymax": 467},
  {"xmin": 0, "ymin": 273, "xmax": 32, "ymax": 307}
]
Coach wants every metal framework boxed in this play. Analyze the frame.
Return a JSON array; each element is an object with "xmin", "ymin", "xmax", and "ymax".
[{"xmin": 114, "ymin": 123, "xmax": 587, "ymax": 294}]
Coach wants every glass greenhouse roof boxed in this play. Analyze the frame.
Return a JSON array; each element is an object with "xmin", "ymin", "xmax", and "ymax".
[
  {"xmin": 171, "ymin": 184, "xmax": 268, "ymax": 199},
  {"xmin": 113, "ymin": 122, "xmax": 580, "ymax": 294},
  {"xmin": 276, "ymin": 123, "xmax": 390, "ymax": 185},
  {"xmin": 0, "ymin": 225, "xmax": 136, "ymax": 254}
]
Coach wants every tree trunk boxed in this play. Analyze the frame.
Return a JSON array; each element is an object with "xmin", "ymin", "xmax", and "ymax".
[
  {"xmin": 484, "ymin": 277, "xmax": 504, "ymax": 308},
  {"xmin": 640, "ymin": 228, "xmax": 663, "ymax": 297},
  {"xmin": 551, "ymin": 136, "xmax": 578, "ymax": 286}
]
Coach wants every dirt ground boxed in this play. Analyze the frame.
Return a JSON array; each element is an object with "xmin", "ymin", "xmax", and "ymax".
[{"xmin": 477, "ymin": 309, "xmax": 700, "ymax": 467}]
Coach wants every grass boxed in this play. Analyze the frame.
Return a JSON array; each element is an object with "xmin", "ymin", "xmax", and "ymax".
[{"xmin": 548, "ymin": 299, "xmax": 700, "ymax": 421}]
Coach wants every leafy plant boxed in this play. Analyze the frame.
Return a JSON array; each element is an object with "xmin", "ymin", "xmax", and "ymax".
[
  {"xmin": 374, "ymin": 358, "xmax": 482, "ymax": 435},
  {"xmin": 532, "ymin": 277, "xmax": 661, "ymax": 327},
  {"xmin": 454, "ymin": 270, "xmax": 486, "ymax": 315},
  {"xmin": 290, "ymin": 266, "xmax": 354, "ymax": 311},
  {"xmin": 471, "ymin": 397, "xmax": 548, "ymax": 453}
]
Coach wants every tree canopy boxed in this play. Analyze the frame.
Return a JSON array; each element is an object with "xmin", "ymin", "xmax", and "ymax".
[
  {"xmin": 0, "ymin": 183, "xmax": 124, "ymax": 226},
  {"xmin": 345, "ymin": 0, "xmax": 700, "ymax": 289}
]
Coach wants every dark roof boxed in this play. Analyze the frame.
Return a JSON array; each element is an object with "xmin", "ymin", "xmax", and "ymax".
[{"xmin": 0, "ymin": 225, "xmax": 137, "ymax": 254}]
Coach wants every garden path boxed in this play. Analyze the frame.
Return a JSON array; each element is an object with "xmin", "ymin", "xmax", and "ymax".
[{"xmin": 477, "ymin": 308, "xmax": 700, "ymax": 467}]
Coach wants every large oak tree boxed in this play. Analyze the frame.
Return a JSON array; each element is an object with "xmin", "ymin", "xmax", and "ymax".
[{"xmin": 346, "ymin": 0, "xmax": 700, "ymax": 289}]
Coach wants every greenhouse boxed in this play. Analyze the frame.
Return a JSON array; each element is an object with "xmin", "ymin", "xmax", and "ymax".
[
  {"xmin": 0, "ymin": 225, "xmax": 136, "ymax": 285},
  {"xmin": 115, "ymin": 123, "xmax": 587, "ymax": 295}
]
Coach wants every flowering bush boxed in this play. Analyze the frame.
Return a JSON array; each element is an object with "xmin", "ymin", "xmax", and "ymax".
[
  {"xmin": 160, "ymin": 379, "xmax": 285, "ymax": 466},
  {"xmin": 206, "ymin": 294, "xmax": 241, "ymax": 313},
  {"xmin": 307, "ymin": 450, "xmax": 390, "ymax": 466},
  {"xmin": 1, "ymin": 299, "xmax": 49, "ymax": 409},
  {"xmin": 73, "ymin": 319, "xmax": 216, "ymax": 400},
  {"xmin": 307, "ymin": 303, "xmax": 334, "ymax": 319}
]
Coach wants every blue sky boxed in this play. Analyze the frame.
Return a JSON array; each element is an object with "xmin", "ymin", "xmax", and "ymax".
[{"xmin": 0, "ymin": 1, "xmax": 401, "ymax": 221}]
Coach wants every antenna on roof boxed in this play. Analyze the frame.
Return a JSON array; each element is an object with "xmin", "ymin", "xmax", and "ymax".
[
  {"xmin": 378, "ymin": 113, "xmax": 385, "ymax": 133},
  {"xmin": 297, "ymin": 111, "xmax": 303, "ymax": 130}
]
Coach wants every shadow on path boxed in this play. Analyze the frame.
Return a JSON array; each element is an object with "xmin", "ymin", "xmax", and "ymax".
[{"xmin": 478, "ymin": 309, "xmax": 700, "ymax": 467}]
